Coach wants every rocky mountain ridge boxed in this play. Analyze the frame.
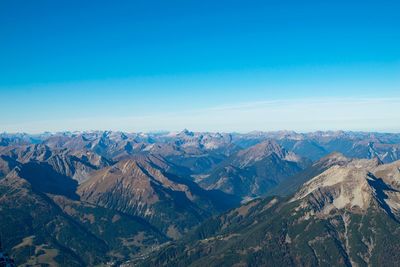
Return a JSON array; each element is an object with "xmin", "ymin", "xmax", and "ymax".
[
  {"xmin": 142, "ymin": 157, "xmax": 400, "ymax": 266},
  {"xmin": 1, "ymin": 130, "xmax": 400, "ymax": 266}
]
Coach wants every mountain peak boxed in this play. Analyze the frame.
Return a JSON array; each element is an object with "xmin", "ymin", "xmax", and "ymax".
[
  {"xmin": 293, "ymin": 162, "xmax": 372, "ymax": 212},
  {"xmin": 314, "ymin": 152, "xmax": 351, "ymax": 167},
  {"xmin": 236, "ymin": 140, "xmax": 285, "ymax": 164},
  {"xmin": 235, "ymin": 139, "xmax": 306, "ymax": 168},
  {"xmin": 293, "ymin": 158, "xmax": 400, "ymax": 216},
  {"xmin": 180, "ymin": 128, "xmax": 194, "ymax": 136}
]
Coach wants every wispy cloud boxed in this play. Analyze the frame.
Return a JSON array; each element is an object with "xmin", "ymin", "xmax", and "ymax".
[
  {"xmin": 3, "ymin": 97, "xmax": 400, "ymax": 133},
  {"xmin": 203, "ymin": 97, "xmax": 400, "ymax": 112}
]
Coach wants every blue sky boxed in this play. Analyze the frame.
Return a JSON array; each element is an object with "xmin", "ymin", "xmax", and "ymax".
[{"xmin": 0, "ymin": 0, "xmax": 399, "ymax": 133}]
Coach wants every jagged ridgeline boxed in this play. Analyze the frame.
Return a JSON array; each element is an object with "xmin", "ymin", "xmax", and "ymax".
[{"xmin": 0, "ymin": 131, "xmax": 400, "ymax": 266}]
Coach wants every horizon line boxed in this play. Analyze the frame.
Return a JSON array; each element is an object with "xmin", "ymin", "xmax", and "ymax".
[{"xmin": 2, "ymin": 129, "xmax": 400, "ymax": 136}]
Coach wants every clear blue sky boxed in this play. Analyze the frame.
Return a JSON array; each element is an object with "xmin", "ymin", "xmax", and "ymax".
[{"xmin": 0, "ymin": 0, "xmax": 399, "ymax": 133}]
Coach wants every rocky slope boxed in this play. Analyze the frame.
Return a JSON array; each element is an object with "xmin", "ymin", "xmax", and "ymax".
[
  {"xmin": 78, "ymin": 154, "xmax": 240, "ymax": 239},
  {"xmin": 199, "ymin": 140, "xmax": 309, "ymax": 198},
  {"xmin": 0, "ymin": 165, "xmax": 167, "ymax": 266},
  {"xmin": 0, "ymin": 144, "xmax": 111, "ymax": 183},
  {"xmin": 143, "ymin": 158, "xmax": 400, "ymax": 266},
  {"xmin": 268, "ymin": 152, "xmax": 351, "ymax": 196}
]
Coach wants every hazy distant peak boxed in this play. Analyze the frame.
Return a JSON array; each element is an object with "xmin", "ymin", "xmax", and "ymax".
[{"xmin": 180, "ymin": 128, "xmax": 194, "ymax": 136}]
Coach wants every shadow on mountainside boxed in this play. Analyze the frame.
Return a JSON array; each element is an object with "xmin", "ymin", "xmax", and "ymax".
[
  {"xmin": 367, "ymin": 173, "xmax": 399, "ymax": 223},
  {"xmin": 19, "ymin": 161, "xmax": 80, "ymax": 200}
]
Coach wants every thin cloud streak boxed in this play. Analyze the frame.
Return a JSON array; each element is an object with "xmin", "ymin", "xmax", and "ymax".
[
  {"xmin": 203, "ymin": 97, "xmax": 400, "ymax": 112},
  {"xmin": 2, "ymin": 97, "xmax": 400, "ymax": 133}
]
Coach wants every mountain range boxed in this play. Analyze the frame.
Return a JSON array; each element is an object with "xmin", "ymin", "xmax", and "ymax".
[
  {"xmin": 142, "ymin": 156, "xmax": 400, "ymax": 267},
  {"xmin": 1, "ymin": 130, "xmax": 400, "ymax": 266}
]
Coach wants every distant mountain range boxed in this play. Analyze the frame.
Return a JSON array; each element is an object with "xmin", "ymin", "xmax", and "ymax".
[{"xmin": 0, "ymin": 130, "xmax": 400, "ymax": 266}]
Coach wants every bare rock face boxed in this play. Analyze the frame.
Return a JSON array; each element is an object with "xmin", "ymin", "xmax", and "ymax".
[
  {"xmin": 372, "ymin": 160, "xmax": 400, "ymax": 216},
  {"xmin": 266, "ymin": 152, "xmax": 352, "ymax": 197},
  {"xmin": 293, "ymin": 157, "xmax": 400, "ymax": 220}
]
